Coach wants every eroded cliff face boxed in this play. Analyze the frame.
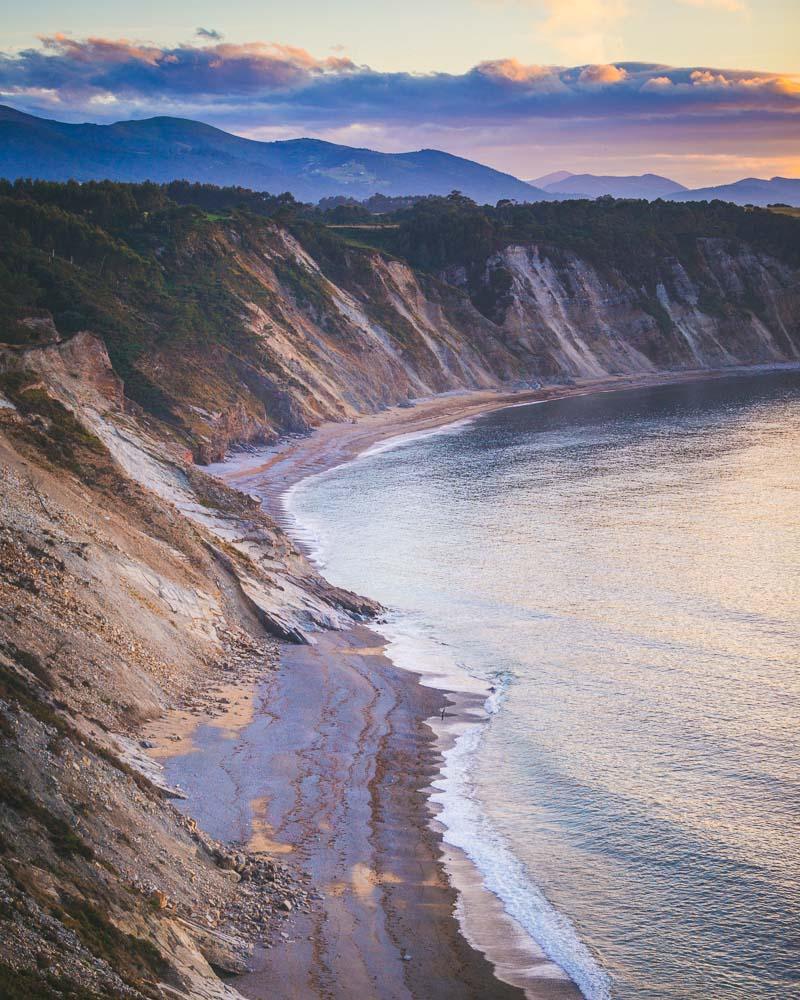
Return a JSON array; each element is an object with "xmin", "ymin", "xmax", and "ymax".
[
  {"xmin": 0, "ymin": 332, "xmax": 375, "ymax": 998},
  {"xmin": 130, "ymin": 224, "xmax": 518, "ymax": 461},
  {"xmin": 121, "ymin": 223, "xmax": 799, "ymax": 461},
  {"xmin": 475, "ymin": 240, "xmax": 799, "ymax": 378},
  {"xmin": 1, "ymin": 212, "xmax": 798, "ymax": 998},
  {"xmin": 0, "ymin": 334, "xmax": 370, "ymax": 642}
]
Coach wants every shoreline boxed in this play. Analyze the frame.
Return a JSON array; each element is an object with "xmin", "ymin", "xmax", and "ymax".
[
  {"xmin": 212, "ymin": 363, "xmax": 800, "ymax": 518},
  {"xmin": 162, "ymin": 362, "xmax": 798, "ymax": 999},
  {"xmin": 147, "ymin": 625, "xmax": 540, "ymax": 999}
]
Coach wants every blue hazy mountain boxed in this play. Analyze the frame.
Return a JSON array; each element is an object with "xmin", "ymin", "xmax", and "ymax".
[
  {"xmin": 528, "ymin": 170, "xmax": 575, "ymax": 187},
  {"xmin": 529, "ymin": 169, "xmax": 800, "ymax": 206},
  {"xmin": 531, "ymin": 171, "xmax": 688, "ymax": 199},
  {"xmin": 0, "ymin": 105, "xmax": 547, "ymax": 204},
  {"xmin": 664, "ymin": 176, "xmax": 800, "ymax": 207}
]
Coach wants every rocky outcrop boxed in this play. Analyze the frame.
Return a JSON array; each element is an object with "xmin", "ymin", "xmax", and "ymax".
[{"xmin": 0, "ymin": 330, "xmax": 126, "ymax": 414}]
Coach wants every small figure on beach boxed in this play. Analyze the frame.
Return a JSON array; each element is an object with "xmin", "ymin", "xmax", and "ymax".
[{"xmin": 441, "ymin": 706, "xmax": 446, "ymax": 720}]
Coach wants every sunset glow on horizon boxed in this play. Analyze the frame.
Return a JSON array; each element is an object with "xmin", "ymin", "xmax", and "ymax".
[{"xmin": 1, "ymin": 0, "xmax": 797, "ymax": 186}]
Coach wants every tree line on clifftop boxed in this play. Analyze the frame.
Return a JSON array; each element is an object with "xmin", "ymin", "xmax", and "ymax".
[{"xmin": 1, "ymin": 178, "xmax": 798, "ymax": 406}]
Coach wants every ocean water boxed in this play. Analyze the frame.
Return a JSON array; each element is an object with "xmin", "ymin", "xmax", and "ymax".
[{"xmin": 286, "ymin": 373, "xmax": 800, "ymax": 999}]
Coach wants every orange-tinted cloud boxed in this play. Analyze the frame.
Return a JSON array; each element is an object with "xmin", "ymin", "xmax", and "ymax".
[
  {"xmin": 476, "ymin": 59, "xmax": 553, "ymax": 84},
  {"xmin": 578, "ymin": 64, "xmax": 628, "ymax": 84},
  {"xmin": 39, "ymin": 33, "xmax": 164, "ymax": 66},
  {"xmin": 0, "ymin": 36, "xmax": 797, "ymax": 187}
]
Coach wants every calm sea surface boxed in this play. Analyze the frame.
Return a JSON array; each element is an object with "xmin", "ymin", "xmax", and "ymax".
[{"xmin": 288, "ymin": 373, "xmax": 800, "ymax": 999}]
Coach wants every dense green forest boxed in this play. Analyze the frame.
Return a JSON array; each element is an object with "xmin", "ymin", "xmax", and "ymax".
[
  {"xmin": 1, "ymin": 179, "xmax": 798, "ymax": 400},
  {"xmin": 0, "ymin": 180, "xmax": 296, "ymax": 414},
  {"xmin": 324, "ymin": 190, "xmax": 800, "ymax": 274}
]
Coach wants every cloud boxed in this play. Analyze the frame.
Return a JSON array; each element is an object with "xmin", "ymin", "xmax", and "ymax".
[
  {"xmin": 2, "ymin": 34, "xmax": 356, "ymax": 105},
  {"xmin": 196, "ymin": 27, "xmax": 224, "ymax": 41},
  {"xmin": 642, "ymin": 75, "xmax": 674, "ymax": 90},
  {"xmin": 578, "ymin": 63, "xmax": 628, "ymax": 84},
  {"xmin": 0, "ymin": 36, "xmax": 795, "ymax": 125},
  {"xmin": 475, "ymin": 58, "xmax": 553, "ymax": 84},
  {"xmin": 677, "ymin": 0, "xmax": 746, "ymax": 12},
  {"xmin": 538, "ymin": 0, "xmax": 629, "ymax": 63},
  {"xmin": 690, "ymin": 69, "xmax": 731, "ymax": 86},
  {"xmin": 0, "ymin": 35, "xmax": 797, "ymax": 185}
]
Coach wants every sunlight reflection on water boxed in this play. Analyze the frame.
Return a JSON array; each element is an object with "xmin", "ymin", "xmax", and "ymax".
[{"xmin": 290, "ymin": 372, "xmax": 800, "ymax": 999}]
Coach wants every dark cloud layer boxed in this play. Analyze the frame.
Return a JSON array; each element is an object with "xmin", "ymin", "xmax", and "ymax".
[{"xmin": 1, "ymin": 36, "xmax": 796, "ymax": 124}]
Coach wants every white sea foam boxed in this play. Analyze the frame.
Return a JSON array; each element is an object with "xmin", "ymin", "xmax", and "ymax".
[
  {"xmin": 278, "ymin": 489, "xmax": 331, "ymax": 568},
  {"xmin": 380, "ymin": 611, "xmax": 491, "ymax": 697},
  {"xmin": 281, "ymin": 409, "xmax": 612, "ymax": 1000},
  {"xmin": 381, "ymin": 617, "xmax": 612, "ymax": 1000}
]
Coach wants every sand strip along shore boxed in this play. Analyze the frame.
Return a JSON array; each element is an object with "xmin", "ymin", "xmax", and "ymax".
[
  {"xmin": 215, "ymin": 364, "xmax": 800, "ymax": 517},
  {"xmin": 154, "ymin": 625, "xmax": 576, "ymax": 999},
  {"xmin": 150, "ymin": 364, "xmax": 800, "ymax": 1000}
]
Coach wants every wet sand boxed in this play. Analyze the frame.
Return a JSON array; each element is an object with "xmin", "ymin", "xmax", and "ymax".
[
  {"xmin": 156, "ymin": 626, "xmax": 571, "ymax": 998},
  {"xmin": 163, "ymin": 364, "xmax": 799, "ymax": 999}
]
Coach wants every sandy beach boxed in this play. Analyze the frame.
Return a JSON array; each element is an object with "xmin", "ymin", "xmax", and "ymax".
[
  {"xmin": 217, "ymin": 365, "xmax": 794, "ymax": 512},
  {"xmin": 151, "ymin": 363, "xmax": 799, "ymax": 1000},
  {"xmin": 151, "ymin": 625, "xmax": 570, "ymax": 998}
]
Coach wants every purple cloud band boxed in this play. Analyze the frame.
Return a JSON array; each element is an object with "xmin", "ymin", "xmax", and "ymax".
[
  {"xmin": 1, "ymin": 35, "xmax": 798, "ymax": 181},
  {"xmin": 0, "ymin": 36, "xmax": 797, "ymax": 128}
]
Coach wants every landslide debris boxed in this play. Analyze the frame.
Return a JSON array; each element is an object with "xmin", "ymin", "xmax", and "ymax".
[{"xmin": 0, "ymin": 354, "xmax": 351, "ymax": 998}]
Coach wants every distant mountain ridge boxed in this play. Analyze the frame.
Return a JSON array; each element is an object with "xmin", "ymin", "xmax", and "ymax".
[
  {"xmin": 529, "ymin": 170, "xmax": 575, "ymax": 187},
  {"xmin": 2, "ymin": 106, "xmax": 799, "ymax": 207},
  {"xmin": 664, "ymin": 176, "xmax": 800, "ymax": 207},
  {"xmin": 531, "ymin": 171, "xmax": 688, "ymax": 199},
  {"xmin": 0, "ymin": 104, "xmax": 546, "ymax": 204},
  {"xmin": 529, "ymin": 168, "xmax": 800, "ymax": 206}
]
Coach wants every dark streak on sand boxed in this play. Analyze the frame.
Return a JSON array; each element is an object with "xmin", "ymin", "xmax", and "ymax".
[
  {"xmin": 163, "ymin": 626, "xmax": 530, "ymax": 998},
  {"xmin": 166, "ymin": 368, "xmax": 798, "ymax": 999},
  {"xmin": 247, "ymin": 628, "xmax": 532, "ymax": 999}
]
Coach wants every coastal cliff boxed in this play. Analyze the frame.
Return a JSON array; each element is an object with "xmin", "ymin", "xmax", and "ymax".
[
  {"xmin": 82, "ymin": 226, "xmax": 800, "ymax": 459},
  {"xmin": 1, "ymin": 182, "xmax": 798, "ymax": 998},
  {"xmin": 474, "ymin": 239, "xmax": 799, "ymax": 376},
  {"xmin": 3, "ymin": 183, "xmax": 799, "ymax": 465}
]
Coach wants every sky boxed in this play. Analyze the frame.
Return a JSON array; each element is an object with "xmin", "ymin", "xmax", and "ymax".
[{"xmin": 1, "ymin": 0, "xmax": 798, "ymax": 186}]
